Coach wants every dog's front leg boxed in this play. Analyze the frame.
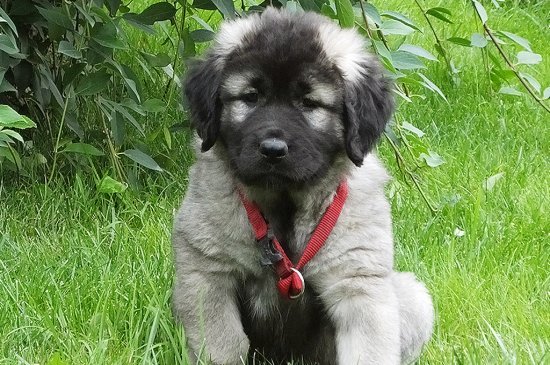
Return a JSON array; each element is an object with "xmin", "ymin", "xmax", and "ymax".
[
  {"xmin": 322, "ymin": 276, "xmax": 400, "ymax": 364},
  {"xmin": 172, "ymin": 270, "xmax": 249, "ymax": 365}
]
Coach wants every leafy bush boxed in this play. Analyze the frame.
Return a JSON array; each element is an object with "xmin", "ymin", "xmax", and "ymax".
[
  {"xmin": 0, "ymin": 0, "xmax": 547, "ymax": 200},
  {"xmin": 0, "ymin": 0, "xmax": 182, "ymax": 184}
]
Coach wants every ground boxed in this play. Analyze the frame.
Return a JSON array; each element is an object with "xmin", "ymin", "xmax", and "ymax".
[{"xmin": 0, "ymin": 0, "xmax": 548, "ymax": 364}]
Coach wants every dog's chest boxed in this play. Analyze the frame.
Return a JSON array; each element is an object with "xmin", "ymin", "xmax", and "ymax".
[
  {"xmin": 237, "ymin": 271, "xmax": 336, "ymax": 364},
  {"xmin": 236, "ymin": 201, "xmax": 336, "ymax": 363}
]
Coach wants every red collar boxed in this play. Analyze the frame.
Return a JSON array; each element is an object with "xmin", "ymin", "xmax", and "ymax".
[{"xmin": 238, "ymin": 181, "xmax": 349, "ymax": 299}]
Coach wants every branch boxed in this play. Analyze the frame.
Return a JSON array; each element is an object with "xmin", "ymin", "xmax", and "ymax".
[
  {"xmin": 470, "ymin": 1, "xmax": 550, "ymax": 114},
  {"xmin": 412, "ymin": 0, "xmax": 452, "ymax": 73},
  {"xmin": 384, "ymin": 133, "xmax": 439, "ymax": 214}
]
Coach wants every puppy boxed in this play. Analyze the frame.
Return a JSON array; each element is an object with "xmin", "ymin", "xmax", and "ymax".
[{"xmin": 172, "ymin": 8, "xmax": 434, "ymax": 365}]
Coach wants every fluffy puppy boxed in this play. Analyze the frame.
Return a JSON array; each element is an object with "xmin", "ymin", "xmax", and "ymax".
[{"xmin": 172, "ymin": 7, "xmax": 434, "ymax": 365}]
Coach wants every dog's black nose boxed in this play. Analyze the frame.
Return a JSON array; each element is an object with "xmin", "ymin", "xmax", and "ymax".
[{"xmin": 259, "ymin": 138, "xmax": 288, "ymax": 161}]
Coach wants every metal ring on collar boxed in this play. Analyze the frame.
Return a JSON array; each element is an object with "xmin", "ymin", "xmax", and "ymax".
[{"xmin": 288, "ymin": 268, "xmax": 305, "ymax": 299}]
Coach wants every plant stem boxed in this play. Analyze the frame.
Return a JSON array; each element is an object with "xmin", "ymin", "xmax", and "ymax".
[
  {"xmin": 412, "ymin": 0, "xmax": 452, "ymax": 73},
  {"xmin": 100, "ymin": 111, "xmax": 125, "ymax": 182},
  {"xmin": 357, "ymin": 0, "xmax": 374, "ymax": 39},
  {"xmin": 48, "ymin": 96, "xmax": 70, "ymax": 184},
  {"xmin": 164, "ymin": 0, "xmax": 187, "ymax": 97},
  {"xmin": 384, "ymin": 133, "xmax": 439, "ymax": 214},
  {"xmin": 469, "ymin": 0, "xmax": 550, "ymax": 114}
]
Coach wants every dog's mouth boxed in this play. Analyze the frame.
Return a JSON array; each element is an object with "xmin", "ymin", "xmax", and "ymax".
[{"xmin": 232, "ymin": 152, "xmax": 328, "ymax": 190}]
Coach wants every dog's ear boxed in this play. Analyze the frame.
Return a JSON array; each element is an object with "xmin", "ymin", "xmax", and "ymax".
[
  {"xmin": 184, "ymin": 56, "xmax": 223, "ymax": 152},
  {"xmin": 342, "ymin": 62, "xmax": 394, "ymax": 166}
]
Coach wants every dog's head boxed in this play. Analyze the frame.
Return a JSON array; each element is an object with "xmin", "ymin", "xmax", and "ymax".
[{"xmin": 184, "ymin": 8, "xmax": 393, "ymax": 189}]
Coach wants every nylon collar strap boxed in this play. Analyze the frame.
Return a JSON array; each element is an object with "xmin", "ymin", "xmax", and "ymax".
[{"xmin": 239, "ymin": 181, "xmax": 349, "ymax": 299}]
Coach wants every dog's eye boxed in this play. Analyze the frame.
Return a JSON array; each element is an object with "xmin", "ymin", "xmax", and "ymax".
[
  {"xmin": 241, "ymin": 92, "xmax": 259, "ymax": 104},
  {"xmin": 302, "ymin": 97, "xmax": 319, "ymax": 108}
]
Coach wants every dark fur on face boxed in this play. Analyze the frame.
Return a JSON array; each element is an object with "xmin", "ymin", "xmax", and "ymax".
[{"xmin": 184, "ymin": 11, "xmax": 394, "ymax": 189}]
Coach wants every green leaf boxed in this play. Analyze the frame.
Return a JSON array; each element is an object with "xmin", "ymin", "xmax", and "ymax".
[
  {"xmin": 473, "ymin": 1, "xmax": 488, "ymax": 25},
  {"xmin": 100, "ymin": 97, "xmax": 145, "ymax": 135},
  {"xmin": 381, "ymin": 11, "xmax": 421, "ymax": 32},
  {"xmin": 447, "ymin": 37, "xmax": 471, "ymax": 47},
  {"xmin": 1, "ymin": 129, "xmax": 23, "ymax": 142},
  {"xmin": 38, "ymin": 64, "xmax": 64, "ymax": 108},
  {"xmin": 74, "ymin": 2, "xmax": 96, "ymax": 26},
  {"xmin": 363, "ymin": 3, "xmax": 382, "ymax": 26},
  {"xmin": 335, "ymin": 0, "xmax": 354, "ymax": 28},
  {"xmin": 398, "ymin": 44, "xmax": 438, "ymax": 61},
  {"xmin": 0, "ymin": 7, "xmax": 18, "ymax": 36},
  {"xmin": 516, "ymin": 51, "xmax": 542, "ymax": 65},
  {"xmin": 498, "ymin": 31, "xmax": 532, "ymax": 52},
  {"xmin": 91, "ymin": 23, "xmax": 128, "ymax": 49},
  {"xmin": 58, "ymin": 40, "xmax": 82, "ymax": 59},
  {"xmin": 0, "ymin": 105, "xmax": 36, "ymax": 129},
  {"xmin": 61, "ymin": 143, "xmax": 105, "ymax": 156},
  {"xmin": 543, "ymin": 87, "xmax": 550, "ymax": 100},
  {"xmin": 190, "ymin": 29, "xmax": 215, "ymax": 43},
  {"xmin": 0, "ymin": 78, "xmax": 16, "ymax": 93},
  {"xmin": 98, "ymin": 175, "xmax": 127, "ymax": 194},
  {"xmin": 191, "ymin": 0, "xmax": 218, "ymax": 11},
  {"xmin": 390, "ymin": 51, "xmax": 426, "ymax": 70},
  {"xmin": 519, "ymin": 72, "xmax": 541, "ymax": 93},
  {"xmin": 298, "ymin": 0, "xmax": 321, "ymax": 12},
  {"xmin": 470, "ymin": 33, "xmax": 488, "ymax": 48},
  {"xmin": 128, "ymin": 2, "xmax": 177, "ymax": 25},
  {"xmin": 142, "ymin": 99, "xmax": 167, "ymax": 113},
  {"xmin": 498, "ymin": 86, "xmax": 522, "ymax": 96},
  {"xmin": 75, "ymin": 71, "xmax": 111, "ymax": 96},
  {"xmin": 0, "ymin": 132, "xmax": 14, "ymax": 144},
  {"xmin": 140, "ymin": 52, "xmax": 171, "ymax": 67},
  {"xmin": 122, "ymin": 15, "xmax": 155, "ymax": 33},
  {"xmin": 163, "ymin": 126, "xmax": 172, "ymax": 150},
  {"xmin": 0, "ymin": 144, "xmax": 21, "ymax": 169},
  {"xmin": 37, "ymin": 7, "xmax": 73, "ymax": 29},
  {"xmin": 401, "ymin": 122, "xmax": 425, "ymax": 138},
  {"xmin": 0, "ymin": 34, "xmax": 19, "ymax": 55},
  {"xmin": 420, "ymin": 151, "xmax": 445, "ymax": 168},
  {"xmin": 418, "ymin": 73, "xmax": 447, "ymax": 101},
  {"xmin": 373, "ymin": 40, "xmax": 392, "ymax": 65},
  {"xmin": 190, "ymin": 15, "xmax": 214, "ymax": 32},
  {"xmin": 63, "ymin": 63, "xmax": 86, "ymax": 87},
  {"xmin": 105, "ymin": 0, "xmax": 122, "ymax": 16},
  {"xmin": 65, "ymin": 112, "xmax": 84, "ymax": 140},
  {"xmin": 121, "ymin": 98, "xmax": 145, "ymax": 115},
  {"xmin": 212, "ymin": 0, "xmax": 236, "ymax": 19},
  {"xmin": 110, "ymin": 111, "xmax": 125, "ymax": 146},
  {"xmin": 179, "ymin": 28, "xmax": 196, "ymax": 58},
  {"xmin": 380, "ymin": 20, "xmax": 415, "ymax": 36},
  {"xmin": 120, "ymin": 64, "xmax": 142, "ymax": 103},
  {"xmin": 123, "ymin": 78, "xmax": 140, "ymax": 102},
  {"xmin": 491, "ymin": 68, "xmax": 515, "ymax": 82},
  {"xmin": 425, "ymin": 7, "xmax": 453, "ymax": 24},
  {"xmin": 122, "ymin": 149, "xmax": 162, "ymax": 171},
  {"xmin": 483, "ymin": 172, "xmax": 504, "ymax": 191}
]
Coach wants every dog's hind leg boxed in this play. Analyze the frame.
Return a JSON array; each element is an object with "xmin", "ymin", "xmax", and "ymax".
[{"xmin": 392, "ymin": 272, "xmax": 435, "ymax": 364}]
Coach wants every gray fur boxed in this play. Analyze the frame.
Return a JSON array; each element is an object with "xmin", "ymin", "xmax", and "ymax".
[{"xmin": 173, "ymin": 8, "xmax": 434, "ymax": 365}]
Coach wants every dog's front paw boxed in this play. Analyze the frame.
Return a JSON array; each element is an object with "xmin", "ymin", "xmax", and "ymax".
[{"xmin": 191, "ymin": 336, "xmax": 250, "ymax": 365}]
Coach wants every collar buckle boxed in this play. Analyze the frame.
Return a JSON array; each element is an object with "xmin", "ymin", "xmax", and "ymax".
[{"xmin": 258, "ymin": 229, "xmax": 283, "ymax": 266}]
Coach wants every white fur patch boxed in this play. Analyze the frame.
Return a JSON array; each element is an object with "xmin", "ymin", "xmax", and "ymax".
[
  {"xmin": 316, "ymin": 22, "xmax": 373, "ymax": 83},
  {"xmin": 306, "ymin": 82, "xmax": 339, "ymax": 106},
  {"xmin": 304, "ymin": 108, "xmax": 333, "ymax": 131},
  {"xmin": 222, "ymin": 72, "xmax": 255, "ymax": 97},
  {"xmin": 214, "ymin": 15, "xmax": 260, "ymax": 62},
  {"xmin": 226, "ymin": 101, "xmax": 251, "ymax": 124}
]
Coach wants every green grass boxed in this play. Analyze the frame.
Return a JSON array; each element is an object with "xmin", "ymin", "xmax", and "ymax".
[{"xmin": 1, "ymin": 1, "xmax": 549, "ymax": 364}]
